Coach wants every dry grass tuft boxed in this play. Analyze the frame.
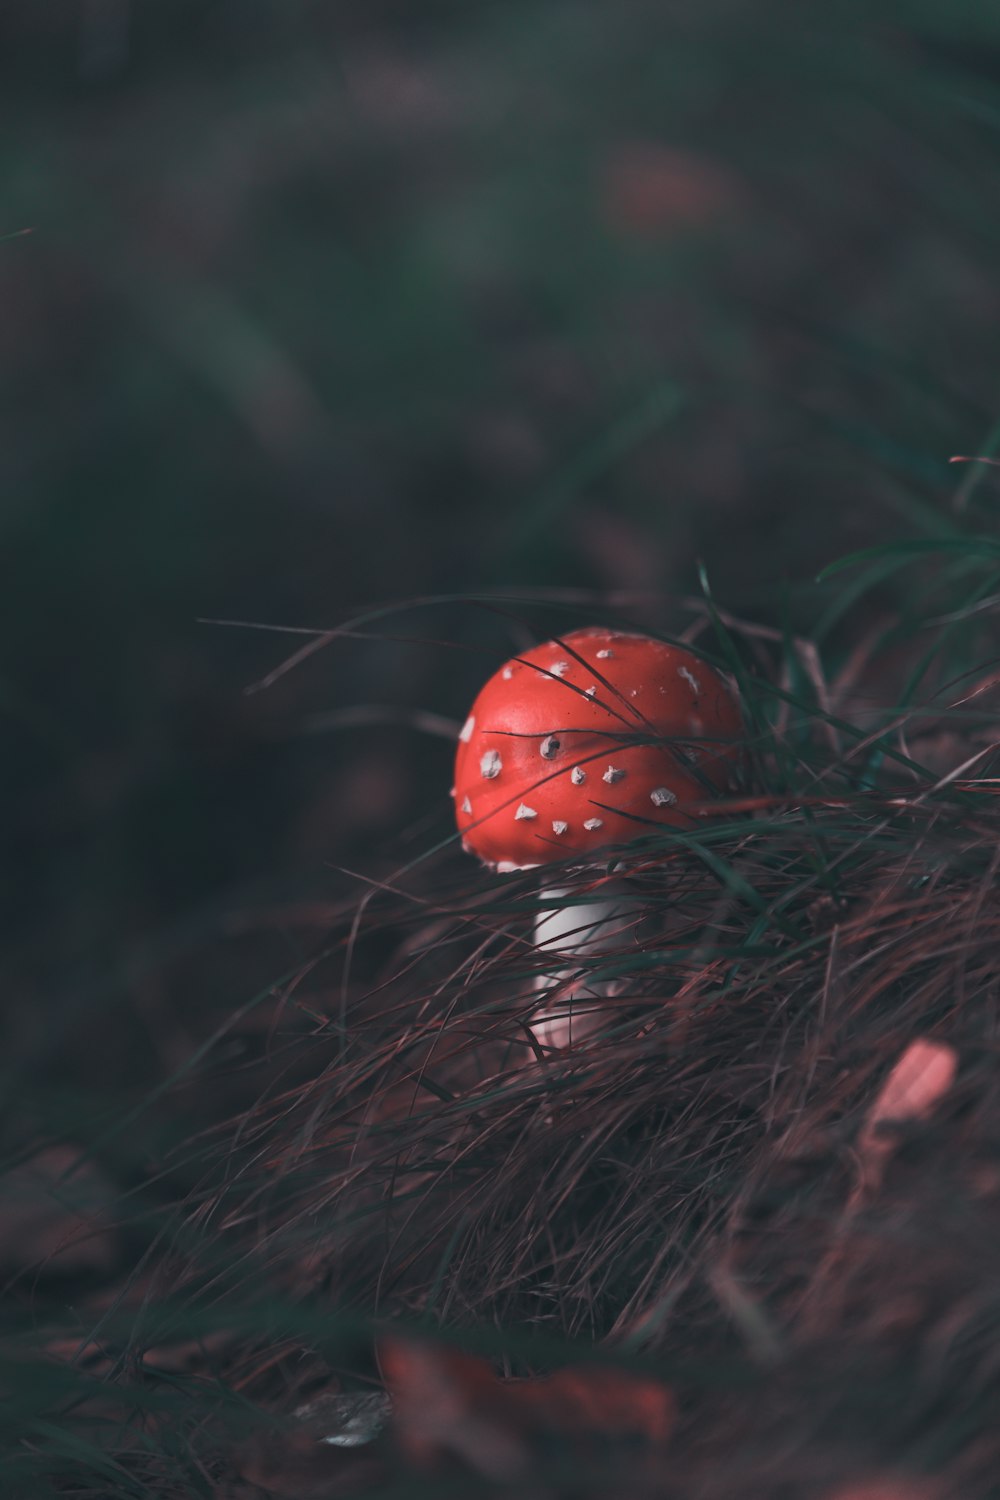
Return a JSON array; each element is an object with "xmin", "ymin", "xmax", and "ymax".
[{"xmin": 20, "ymin": 598, "xmax": 1000, "ymax": 1496}]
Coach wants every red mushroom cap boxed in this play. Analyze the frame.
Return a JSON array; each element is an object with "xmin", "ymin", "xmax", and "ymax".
[{"xmin": 453, "ymin": 628, "xmax": 744, "ymax": 870}]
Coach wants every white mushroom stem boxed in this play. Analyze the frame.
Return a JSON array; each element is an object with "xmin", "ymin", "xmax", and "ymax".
[{"xmin": 530, "ymin": 881, "xmax": 634, "ymax": 1049}]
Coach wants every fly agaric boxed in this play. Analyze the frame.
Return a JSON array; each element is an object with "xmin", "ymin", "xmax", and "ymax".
[{"xmin": 453, "ymin": 627, "xmax": 743, "ymax": 1045}]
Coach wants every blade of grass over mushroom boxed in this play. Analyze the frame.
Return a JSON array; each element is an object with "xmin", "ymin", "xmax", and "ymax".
[
  {"xmin": 201, "ymin": 592, "xmax": 615, "ymax": 693},
  {"xmin": 545, "ymin": 630, "xmax": 662, "ymax": 732}
]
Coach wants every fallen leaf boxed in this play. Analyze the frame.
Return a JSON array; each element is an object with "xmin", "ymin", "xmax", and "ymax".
[
  {"xmin": 379, "ymin": 1337, "xmax": 674, "ymax": 1477},
  {"xmin": 861, "ymin": 1039, "xmax": 957, "ymax": 1143},
  {"xmin": 521, "ymin": 1362, "xmax": 676, "ymax": 1444},
  {"xmin": 858, "ymin": 1039, "xmax": 957, "ymax": 1188},
  {"xmin": 380, "ymin": 1339, "xmax": 528, "ymax": 1479}
]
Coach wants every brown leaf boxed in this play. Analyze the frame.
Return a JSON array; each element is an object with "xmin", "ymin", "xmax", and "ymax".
[
  {"xmin": 380, "ymin": 1339, "xmax": 529, "ymax": 1479},
  {"xmin": 519, "ymin": 1363, "xmax": 676, "ymax": 1445},
  {"xmin": 379, "ymin": 1337, "xmax": 674, "ymax": 1478}
]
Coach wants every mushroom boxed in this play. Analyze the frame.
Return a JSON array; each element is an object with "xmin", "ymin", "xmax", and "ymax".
[{"xmin": 453, "ymin": 628, "xmax": 744, "ymax": 1047}]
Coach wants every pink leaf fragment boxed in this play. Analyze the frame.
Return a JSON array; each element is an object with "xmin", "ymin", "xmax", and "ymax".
[
  {"xmin": 858, "ymin": 1039, "xmax": 957, "ymax": 1174},
  {"xmin": 825, "ymin": 1480, "xmax": 940, "ymax": 1500}
]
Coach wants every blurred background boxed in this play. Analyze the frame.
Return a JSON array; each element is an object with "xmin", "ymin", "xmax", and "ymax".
[{"xmin": 3, "ymin": 0, "xmax": 1000, "ymax": 1129}]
